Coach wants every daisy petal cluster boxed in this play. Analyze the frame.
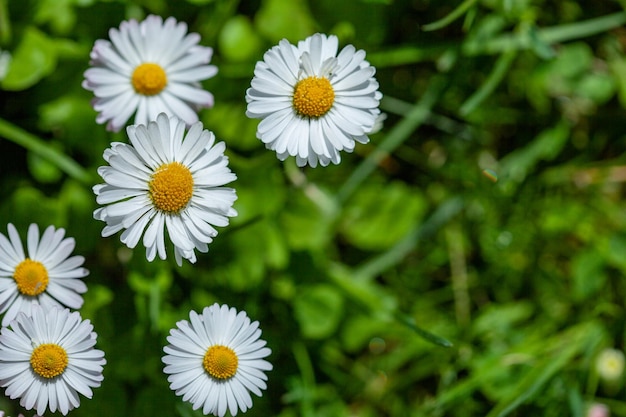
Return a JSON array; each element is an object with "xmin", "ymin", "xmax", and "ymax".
[
  {"xmin": 0, "ymin": 305, "xmax": 106, "ymax": 416},
  {"xmin": 83, "ymin": 14, "xmax": 217, "ymax": 132},
  {"xmin": 0, "ymin": 223, "xmax": 88, "ymax": 327},
  {"xmin": 162, "ymin": 303, "xmax": 272, "ymax": 417},
  {"xmin": 93, "ymin": 112, "xmax": 238, "ymax": 265},
  {"xmin": 246, "ymin": 33, "xmax": 382, "ymax": 167}
]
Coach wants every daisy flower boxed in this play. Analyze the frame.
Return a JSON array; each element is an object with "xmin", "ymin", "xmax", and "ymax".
[
  {"xmin": 0, "ymin": 412, "xmax": 41, "ymax": 417},
  {"xmin": 93, "ymin": 112, "xmax": 238, "ymax": 266},
  {"xmin": 0, "ymin": 224, "xmax": 88, "ymax": 327},
  {"xmin": 83, "ymin": 14, "xmax": 217, "ymax": 132},
  {"xmin": 162, "ymin": 304, "xmax": 272, "ymax": 417},
  {"xmin": 0, "ymin": 305, "xmax": 106, "ymax": 416},
  {"xmin": 245, "ymin": 33, "xmax": 382, "ymax": 167}
]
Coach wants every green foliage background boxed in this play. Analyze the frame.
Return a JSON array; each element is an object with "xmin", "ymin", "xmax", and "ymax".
[{"xmin": 2, "ymin": 0, "xmax": 626, "ymax": 415}]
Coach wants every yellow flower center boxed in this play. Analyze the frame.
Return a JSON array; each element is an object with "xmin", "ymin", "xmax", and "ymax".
[
  {"xmin": 132, "ymin": 63, "xmax": 167, "ymax": 96},
  {"xmin": 149, "ymin": 162, "xmax": 194, "ymax": 214},
  {"xmin": 203, "ymin": 345, "xmax": 238, "ymax": 380},
  {"xmin": 30, "ymin": 343, "xmax": 68, "ymax": 379},
  {"xmin": 292, "ymin": 76, "xmax": 335, "ymax": 118},
  {"xmin": 13, "ymin": 259, "xmax": 48, "ymax": 296}
]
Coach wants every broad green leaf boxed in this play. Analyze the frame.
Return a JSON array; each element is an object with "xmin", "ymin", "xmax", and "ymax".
[
  {"xmin": 254, "ymin": 0, "xmax": 316, "ymax": 43},
  {"xmin": 575, "ymin": 73, "xmax": 615, "ymax": 104},
  {"xmin": 219, "ymin": 15, "xmax": 262, "ymax": 62},
  {"xmin": 281, "ymin": 190, "xmax": 334, "ymax": 250},
  {"xmin": 294, "ymin": 284, "xmax": 344, "ymax": 339},
  {"xmin": 2, "ymin": 26, "xmax": 57, "ymax": 90},
  {"xmin": 35, "ymin": 0, "xmax": 76, "ymax": 34},
  {"xmin": 27, "ymin": 147, "xmax": 63, "ymax": 183},
  {"xmin": 340, "ymin": 181, "xmax": 427, "ymax": 250}
]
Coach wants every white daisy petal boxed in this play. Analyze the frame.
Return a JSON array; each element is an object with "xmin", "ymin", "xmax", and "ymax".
[
  {"xmin": 93, "ymin": 114, "xmax": 237, "ymax": 265},
  {"xmin": 83, "ymin": 15, "xmax": 216, "ymax": 132},
  {"xmin": 246, "ymin": 33, "xmax": 381, "ymax": 167},
  {"xmin": 0, "ymin": 305, "xmax": 105, "ymax": 416},
  {"xmin": 163, "ymin": 304, "xmax": 272, "ymax": 417}
]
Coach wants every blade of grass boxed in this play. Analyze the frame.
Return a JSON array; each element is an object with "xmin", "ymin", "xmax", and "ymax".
[
  {"xmin": 369, "ymin": 11, "xmax": 626, "ymax": 67},
  {"xmin": 395, "ymin": 312, "xmax": 454, "ymax": 347},
  {"xmin": 422, "ymin": 0, "xmax": 479, "ymax": 32},
  {"xmin": 329, "ymin": 264, "xmax": 453, "ymax": 348},
  {"xmin": 0, "ymin": 117, "xmax": 91, "ymax": 184},
  {"xmin": 460, "ymin": 50, "xmax": 516, "ymax": 116},
  {"xmin": 293, "ymin": 341, "xmax": 316, "ymax": 417},
  {"xmin": 486, "ymin": 322, "xmax": 603, "ymax": 417},
  {"xmin": 337, "ymin": 76, "xmax": 447, "ymax": 204},
  {"xmin": 464, "ymin": 11, "xmax": 626, "ymax": 55}
]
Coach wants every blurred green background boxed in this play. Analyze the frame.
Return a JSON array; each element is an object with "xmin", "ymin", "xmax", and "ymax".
[{"xmin": 2, "ymin": 0, "xmax": 626, "ymax": 415}]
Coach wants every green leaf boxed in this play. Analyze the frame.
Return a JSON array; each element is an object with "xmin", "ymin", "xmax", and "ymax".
[
  {"xmin": 254, "ymin": 0, "xmax": 316, "ymax": 43},
  {"xmin": 27, "ymin": 146, "xmax": 63, "ymax": 183},
  {"xmin": 35, "ymin": 0, "xmax": 76, "ymax": 34},
  {"xmin": 500, "ymin": 121, "xmax": 570, "ymax": 183},
  {"xmin": 2, "ymin": 26, "xmax": 57, "ymax": 90},
  {"xmin": 575, "ymin": 73, "xmax": 615, "ymax": 104},
  {"xmin": 294, "ymin": 284, "xmax": 344, "ymax": 339},
  {"xmin": 340, "ymin": 181, "xmax": 427, "ymax": 250},
  {"xmin": 281, "ymin": 190, "xmax": 334, "ymax": 250},
  {"xmin": 218, "ymin": 15, "xmax": 262, "ymax": 62}
]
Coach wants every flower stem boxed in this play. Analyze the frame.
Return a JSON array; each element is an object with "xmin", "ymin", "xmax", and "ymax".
[{"xmin": 0, "ymin": 117, "xmax": 91, "ymax": 184}]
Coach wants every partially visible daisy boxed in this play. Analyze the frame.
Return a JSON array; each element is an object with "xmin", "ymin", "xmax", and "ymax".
[
  {"xmin": 162, "ymin": 303, "xmax": 272, "ymax": 417},
  {"xmin": 0, "ymin": 412, "xmax": 41, "ymax": 417},
  {"xmin": 93, "ymin": 112, "xmax": 238, "ymax": 266},
  {"xmin": 0, "ymin": 224, "xmax": 88, "ymax": 327},
  {"xmin": 597, "ymin": 348, "xmax": 625, "ymax": 382},
  {"xmin": 0, "ymin": 305, "xmax": 106, "ymax": 416},
  {"xmin": 83, "ymin": 14, "xmax": 217, "ymax": 132},
  {"xmin": 245, "ymin": 33, "xmax": 382, "ymax": 167}
]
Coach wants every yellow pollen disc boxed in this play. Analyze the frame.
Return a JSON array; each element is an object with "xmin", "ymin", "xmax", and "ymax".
[
  {"xmin": 132, "ymin": 63, "xmax": 167, "ymax": 96},
  {"xmin": 292, "ymin": 76, "xmax": 335, "ymax": 118},
  {"xmin": 13, "ymin": 259, "xmax": 48, "ymax": 296},
  {"xmin": 149, "ymin": 162, "xmax": 194, "ymax": 214},
  {"xmin": 203, "ymin": 345, "xmax": 238, "ymax": 380},
  {"xmin": 30, "ymin": 343, "xmax": 68, "ymax": 379}
]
